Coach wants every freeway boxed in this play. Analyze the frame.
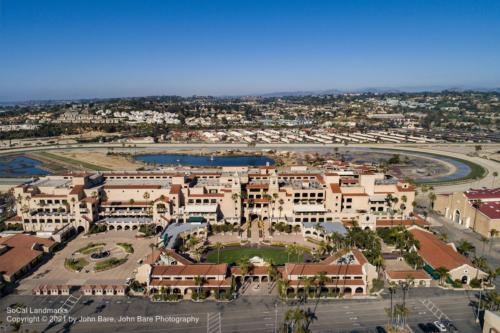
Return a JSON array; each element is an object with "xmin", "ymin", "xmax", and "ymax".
[{"xmin": 0, "ymin": 291, "xmax": 483, "ymax": 333}]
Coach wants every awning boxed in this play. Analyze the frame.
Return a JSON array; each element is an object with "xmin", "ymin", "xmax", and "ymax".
[{"xmin": 187, "ymin": 216, "xmax": 205, "ymax": 223}]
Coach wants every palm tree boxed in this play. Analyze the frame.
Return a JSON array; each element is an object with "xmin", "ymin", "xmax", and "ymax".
[
  {"xmin": 428, "ymin": 192, "xmax": 436, "ymax": 209},
  {"xmin": 314, "ymin": 271, "xmax": 328, "ymax": 299},
  {"xmin": 266, "ymin": 259, "xmax": 278, "ymax": 282},
  {"xmin": 373, "ymin": 254, "xmax": 384, "ymax": 275},
  {"xmin": 214, "ymin": 242, "xmax": 224, "ymax": 264},
  {"xmin": 489, "ymin": 229, "xmax": 498, "ymax": 254},
  {"xmin": 480, "ymin": 236, "xmax": 489, "ymax": 256},
  {"xmin": 387, "ymin": 281, "xmax": 398, "ymax": 325},
  {"xmin": 492, "ymin": 171, "xmax": 498, "ymax": 187},
  {"xmin": 286, "ymin": 244, "xmax": 297, "ymax": 262},
  {"xmin": 143, "ymin": 192, "xmax": 150, "ymax": 208},
  {"xmin": 277, "ymin": 278, "xmax": 290, "ymax": 300},
  {"xmin": 394, "ymin": 303, "xmax": 410, "ymax": 328},
  {"xmin": 484, "ymin": 290, "xmax": 500, "ymax": 311},
  {"xmin": 237, "ymin": 256, "xmax": 251, "ymax": 282},
  {"xmin": 194, "ymin": 275, "xmax": 205, "ymax": 300},
  {"xmin": 149, "ymin": 242, "xmax": 156, "ymax": 260},
  {"xmin": 457, "ymin": 240, "xmax": 475, "ymax": 257},
  {"xmin": 284, "ymin": 307, "xmax": 308, "ymax": 333},
  {"xmin": 434, "ymin": 266, "xmax": 450, "ymax": 286},
  {"xmin": 278, "ymin": 199, "xmax": 284, "ymax": 219},
  {"xmin": 302, "ymin": 276, "xmax": 315, "ymax": 301},
  {"xmin": 471, "ymin": 199, "xmax": 483, "ymax": 232}
]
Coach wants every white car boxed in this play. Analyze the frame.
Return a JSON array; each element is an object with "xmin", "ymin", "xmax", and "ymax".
[{"xmin": 434, "ymin": 321, "xmax": 447, "ymax": 332}]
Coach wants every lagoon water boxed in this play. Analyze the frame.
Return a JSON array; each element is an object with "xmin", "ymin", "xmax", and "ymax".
[
  {"xmin": 135, "ymin": 154, "xmax": 275, "ymax": 167},
  {"xmin": 0, "ymin": 155, "xmax": 49, "ymax": 177}
]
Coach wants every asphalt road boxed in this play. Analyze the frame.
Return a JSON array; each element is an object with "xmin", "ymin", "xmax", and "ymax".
[{"xmin": 0, "ymin": 291, "xmax": 482, "ymax": 333}]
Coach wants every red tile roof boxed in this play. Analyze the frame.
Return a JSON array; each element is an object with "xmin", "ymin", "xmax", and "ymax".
[
  {"xmin": 409, "ymin": 228, "xmax": 471, "ymax": 271},
  {"xmin": 288, "ymin": 279, "xmax": 365, "ymax": 286},
  {"xmin": 330, "ymin": 184, "xmax": 341, "ymax": 193},
  {"xmin": 103, "ymin": 184, "xmax": 162, "ymax": 190},
  {"xmin": 150, "ymin": 277, "xmax": 232, "ymax": 288},
  {"xmin": 169, "ymin": 184, "xmax": 182, "ymax": 195},
  {"xmin": 69, "ymin": 185, "xmax": 84, "ymax": 195},
  {"xmin": 151, "ymin": 263, "xmax": 228, "ymax": 277},
  {"xmin": 478, "ymin": 201, "xmax": 500, "ymax": 219},
  {"xmin": 386, "ymin": 270, "xmax": 430, "ymax": 280},
  {"xmin": 189, "ymin": 193, "xmax": 224, "ymax": 198},
  {"xmin": 0, "ymin": 234, "xmax": 55, "ymax": 279},
  {"xmin": 464, "ymin": 188, "xmax": 500, "ymax": 200},
  {"xmin": 284, "ymin": 263, "xmax": 363, "ymax": 276},
  {"xmin": 376, "ymin": 216, "xmax": 429, "ymax": 228},
  {"xmin": 397, "ymin": 185, "xmax": 416, "ymax": 192}
]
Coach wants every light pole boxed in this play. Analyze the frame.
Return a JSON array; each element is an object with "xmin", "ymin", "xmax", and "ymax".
[{"xmin": 476, "ymin": 281, "xmax": 483, "ymax": 323}]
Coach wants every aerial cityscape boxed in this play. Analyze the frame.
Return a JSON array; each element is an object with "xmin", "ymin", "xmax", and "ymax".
[{"xmin": 0, "ymin": 1, "xmax": 499, "ymax": 333}]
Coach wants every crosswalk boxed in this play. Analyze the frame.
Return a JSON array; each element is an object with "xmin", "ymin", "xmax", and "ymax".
[
  {"xmin": 421, "ymin": 299, "xmax": 450, "ymax": 321},
  {"xmin": 60, "ymin": 294, "xmax": 82, "ymax": 312},
  {"xmin": 207, "ymin": 312, "xmax": 221, "ymax": 333}
]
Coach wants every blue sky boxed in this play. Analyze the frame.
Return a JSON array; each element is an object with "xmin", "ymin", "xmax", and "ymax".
[{"xmin": 1, "ymin": 0, "xmax": 499, "ymax": 101}]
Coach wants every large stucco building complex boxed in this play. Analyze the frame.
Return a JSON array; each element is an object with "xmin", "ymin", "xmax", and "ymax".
[{"xmin": 8, "ymin": 164, "xmax": 416, "ymax": 239}]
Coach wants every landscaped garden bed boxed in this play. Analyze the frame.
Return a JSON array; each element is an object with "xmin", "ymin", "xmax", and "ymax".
[
  {"xmin": 75, "ymin": 242, "xmax": 106, "ymax": 254},
  {"xmin": 94, "ymin": 257, "xmax": 127, "ymax": 271}
]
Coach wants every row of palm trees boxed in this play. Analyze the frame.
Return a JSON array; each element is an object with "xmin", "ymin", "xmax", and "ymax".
[{"xmin": 277, "ymin": 272, "xmax": 329, "ymax": 301}]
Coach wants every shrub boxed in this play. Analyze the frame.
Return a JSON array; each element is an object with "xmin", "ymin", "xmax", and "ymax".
[
  {"xmin": 370, "ymin": 278, "xmax": 384, "ymax": 293},
  {"xmin": 469, "ymin": 278, "xmax": 481, "ymax": 288},
  {"xmin": 94, "ymin": 257, "xmax": 127, "ymax": 271},
  {"xmin": 64, "ymin": 258, "xmax": 88, "ymax": 272},
  {"xmin": 117, "ymin": 242, "xmax": 134, "ymax": 253}
]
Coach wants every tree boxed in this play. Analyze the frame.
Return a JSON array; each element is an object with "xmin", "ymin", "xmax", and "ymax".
[
  {"xmin": 314, "ymin": 271, "xmax": 328, "ymax": 299},
  {"xmin": 149, "ymin": 242, "xmax": 156, "ymax": 260},
  {"xmin": 434, "ymin": 266, "xmax": 450, "ymax": 286},
  {"xmin": 480, "ymin": 236, "xmax": 489, "ymax": 256},
  {"xmin": 143, "ymin": 191, "xmax": 150, "ymax": 205},
  {"xmin": 492, "ymin": 171, "xmax": 498, "ymax": 187},
  {"xmin": 302, "ymin": 276, "xmax": 315, "ymax": 301},
  {"xmin": 387, "ymin": 281, "xmax": 398, "ymax": 326},
  {"xmin": 457, "ymin": 240, "xmax": 475, "ymax": 257},
  {"xmin": 214, "ymin": 242, "xmax": 224, "ymax": 264},
  {"xmin": 237, "ymin": 256, "xmax": 251, "ymax": 282},
  {"xmin": 489, "ymin": 229, "xmax": 499, "ymax": 254},
  {"xmin": 428, "ymin": 192, "xmax": 436, "ymax": 209},
  {"xmin": 277, "ymin": 278, "xmax": 290, "ymax": 300},
  {"xmin": 194, "ymin": 275, "xmax": 205, "ymax": 300}
]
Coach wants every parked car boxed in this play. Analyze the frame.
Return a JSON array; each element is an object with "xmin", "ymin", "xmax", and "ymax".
[
  {"xmin": 426, "ymin": 322, "xmax": 440, "ymax": 333},
  {"xmin": 433, "ymin": 320, "xmax": 447, "ymax": 332},
  {"xmin": 418, "ymin": 323, "xmax": 429, "ymax": 332},
  {"xmin": 441, "ymin": 319, "xmax": 458, "ymax": 332}
]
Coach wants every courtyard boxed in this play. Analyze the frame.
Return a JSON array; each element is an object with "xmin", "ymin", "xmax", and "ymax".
[
  {"xmin": 204, "ymin": 245, "xmax": 310, "ymax": 265},
  {"xmin": 17, "ymin": 230, "xmax": 156, "ymax": 294}
]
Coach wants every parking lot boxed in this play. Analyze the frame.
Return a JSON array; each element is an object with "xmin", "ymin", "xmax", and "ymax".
[{"xmin": 0, "ymin": 290, "xmax": 482, "ymax": 333}]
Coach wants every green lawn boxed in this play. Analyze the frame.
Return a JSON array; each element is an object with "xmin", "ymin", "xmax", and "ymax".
[{"xmin": 205, "ymin": 247, "xmax": 305, "ymax": 265}]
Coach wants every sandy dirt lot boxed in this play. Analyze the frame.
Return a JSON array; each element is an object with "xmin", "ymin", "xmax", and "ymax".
[{"xmin": 55, "ymin": 151, "xmax": 142, "ymax": 170}]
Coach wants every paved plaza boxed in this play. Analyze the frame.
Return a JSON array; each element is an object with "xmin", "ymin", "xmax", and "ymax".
[{"xmin": 17, "ymin": 231, "xmax": 157, "ymax": 293}]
